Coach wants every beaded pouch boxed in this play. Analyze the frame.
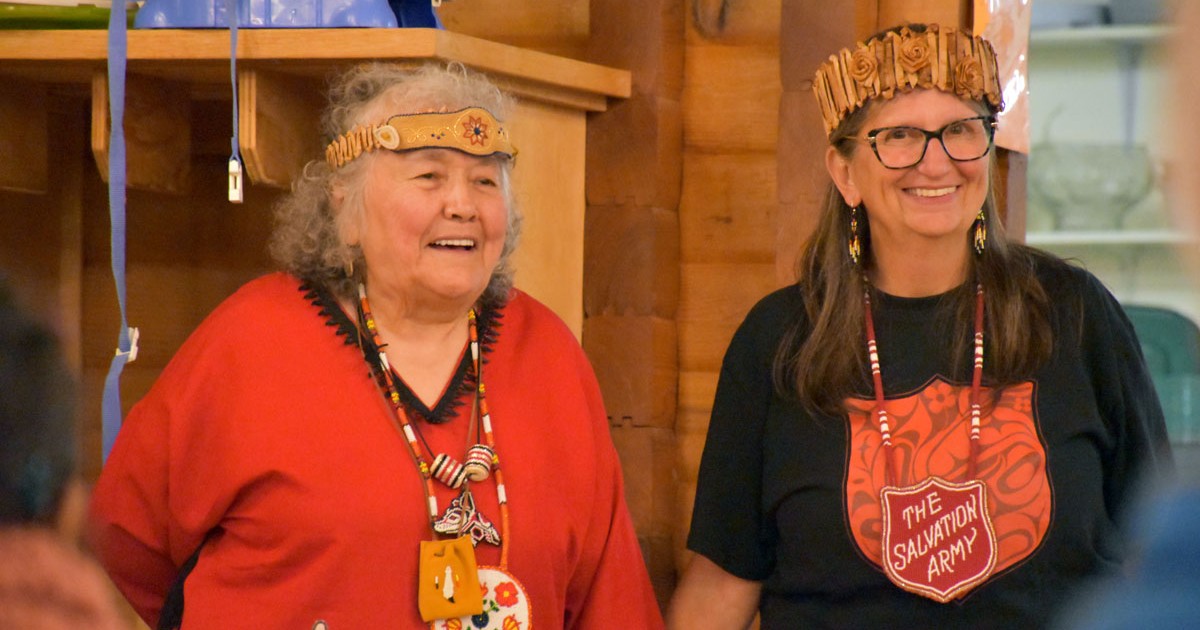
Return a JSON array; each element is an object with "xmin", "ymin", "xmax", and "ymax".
[{"xmin": 418, "ymin": 535, "xmax": 484, "ymax": 621}]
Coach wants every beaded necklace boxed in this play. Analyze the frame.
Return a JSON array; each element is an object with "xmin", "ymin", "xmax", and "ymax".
[
  {"xmin": 355, "ymin": 285, "xmax": 509, "ymax": 548},
  {"xmin": 864, "ymin": 283, "xmax": 986, "ymax": 484},
  {"xmin": 355, "ymin": 286, "xmax": 530, "ymax": 626},
  {"xmin": 863, "ymin": 282, "xmax": 999, "ymax": 604}
]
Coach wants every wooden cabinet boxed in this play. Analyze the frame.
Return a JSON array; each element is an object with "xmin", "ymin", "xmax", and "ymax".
[{"xmin": 0, "ymin": 28, "xmax": 628, "ymax": 476}]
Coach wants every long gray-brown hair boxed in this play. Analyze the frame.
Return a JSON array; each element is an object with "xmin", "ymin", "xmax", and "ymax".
[
  {"xmin": 269, "ymin": 61, "xmax": 523, "ymax": 307},
  {"xmin": 775, "ymin": 54, "xmax": 1054, "ymax": 415}
]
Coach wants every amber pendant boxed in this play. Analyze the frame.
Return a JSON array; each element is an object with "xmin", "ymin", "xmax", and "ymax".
[{"xmin": 879, "ymin": 476, "xmax": 998, "ymax": 602}]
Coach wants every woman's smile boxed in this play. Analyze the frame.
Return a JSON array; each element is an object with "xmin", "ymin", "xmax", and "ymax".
[
  {"xmin": 907, "ymin": 185, "xmax": 958, "ymax": 198},
  {"xmin": 428, "ymin": 238, "xmax": 478, "ymax": 250}
]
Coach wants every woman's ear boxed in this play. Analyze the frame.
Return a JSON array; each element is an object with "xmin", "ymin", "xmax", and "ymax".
[
  {"xmin": 825, "ymin": 145, "xmax": 860, "ymax": 208},
  {"xmin": 331, "ymin": 181, "xmax": 361, "ymax": 247}
]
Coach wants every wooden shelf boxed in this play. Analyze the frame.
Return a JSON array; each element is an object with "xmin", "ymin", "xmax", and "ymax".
[
  {"xmin": 1029, "ymin": 24, "xmax": 1172, "ymax": 47},
  {"xmin": 0, "ymin": 27, "xmax": 631, "ymax": 190},
  {"xmin": 0, "ymin": 27, "xmax": 633, "ymax": 337},
  {"xmin": 1026, "ymin": 229, "xmax": 1196, "ymax": 246},
  {"xmin": 0, "ymin": 28, "xmax": 629, "ymax": 109}
]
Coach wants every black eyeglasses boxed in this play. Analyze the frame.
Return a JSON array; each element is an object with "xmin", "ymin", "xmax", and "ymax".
[{"xmin": 861, "ymin": 115, "xmax": 997, "ymax": 169}]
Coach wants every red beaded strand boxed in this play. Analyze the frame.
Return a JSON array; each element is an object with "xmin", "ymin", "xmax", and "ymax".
[
  {"xmin": 470, "ymin": 310, "xmax": 512, "ymax": 565},
  {"xmin": 863, "ymin": 288, "xmax": 896, "ymax": 486},
  {"xmin": 968, "ymin": 284, "xmax": 985, "ymax": 479},
  {"xmin": 863, "ymin": 283, "xmax": 985, "ymax": 487},
  {"xmin": 358, "ymin": 285, "xmax": 440, "ymax": 527}
]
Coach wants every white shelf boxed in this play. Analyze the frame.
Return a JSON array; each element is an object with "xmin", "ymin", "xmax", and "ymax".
[
  {"xmin": 1026, "ymin": 229, "xmax": 1196, "ymax": 246},
  {"xmin": 1030, "ymin": 24, "xmax": 1172, "ymax": 46}
]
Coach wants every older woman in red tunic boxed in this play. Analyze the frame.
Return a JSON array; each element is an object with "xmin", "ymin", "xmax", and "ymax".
[{"xmin": 90, "ymin": 62, "xmax": 663, "ymax": 630}]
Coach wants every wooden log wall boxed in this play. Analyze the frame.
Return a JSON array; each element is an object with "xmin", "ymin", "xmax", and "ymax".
[
  {"xmin": 583, "ymin": 0, "xmax": 684, "ymax": 608},
  {"xmin": 675, "ymin": 0, "xmax": 783, "ymax": 581}
]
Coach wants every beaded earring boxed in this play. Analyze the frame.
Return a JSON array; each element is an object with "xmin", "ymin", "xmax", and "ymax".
[
  {"xmin": 973, "ymin": 209, "xmax": 987, "ymax": 255},
  {"xmin": 848, "ymin": 205, "xmax": 863, "ymax": 265}
]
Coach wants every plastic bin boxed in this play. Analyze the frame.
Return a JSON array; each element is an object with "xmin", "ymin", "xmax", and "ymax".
[{"xmin": 134, "ymin": 0, "xmax": 404, "ymax": 29}]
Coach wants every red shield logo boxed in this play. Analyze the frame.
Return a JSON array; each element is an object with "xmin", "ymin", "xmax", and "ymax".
[{"xmin": 880, "ymin": 477, "xmax": 997, "ymax": 602}]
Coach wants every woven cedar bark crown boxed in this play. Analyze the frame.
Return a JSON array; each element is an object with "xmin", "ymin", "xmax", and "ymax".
[{"xmin": 812, "ymin": 24, "xmax": 1004, "ymax": 137}]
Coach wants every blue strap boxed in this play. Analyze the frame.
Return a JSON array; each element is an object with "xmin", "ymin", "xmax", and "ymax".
[
  {"xmin": 101, "ymin": 0, "xmax": 134, "ymax": 461},
  {"xmin": 228, "ymin": 0, "xmax": 245, "ymax": 202}
]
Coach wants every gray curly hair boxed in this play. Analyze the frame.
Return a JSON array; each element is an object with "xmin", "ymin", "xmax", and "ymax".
[{"xmin": 269, "ymin": 61, "xmax": 522, "ymax": 307}]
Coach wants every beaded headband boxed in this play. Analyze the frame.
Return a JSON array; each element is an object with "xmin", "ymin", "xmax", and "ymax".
[
  {"xmin": 325, "ymin": 106, "xmax": 515, "ymax": 169},
  {"xmin": 812, "ymin": 24, "xmax": 1004, "ymax": 137}
]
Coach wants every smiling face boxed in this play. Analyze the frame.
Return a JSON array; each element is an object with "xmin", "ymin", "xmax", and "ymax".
[
  {"xmin": 826, "ymin": 89, "xmax": 991, "ymax": 260},
  {"xmin": 347, "ymin": 147, "xmax": 509, "ymax": 315}
]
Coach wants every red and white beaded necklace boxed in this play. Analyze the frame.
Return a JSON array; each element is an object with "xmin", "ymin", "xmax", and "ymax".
[
  {"xmin": 356, "ymin": 285, "xmax": 509, "ymax": 545},
  {"xmin": 863, "ymin": 282, "xmax": 999, "ymax": 604},
  {"xmin": 356, "ymin": 286, "xmax": 530, "ymax": 627}
]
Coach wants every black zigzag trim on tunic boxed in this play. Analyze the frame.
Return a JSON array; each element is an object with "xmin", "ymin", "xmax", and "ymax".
[{"xmin": 298, "ymin": 280, "xmax": 502, "ymax": 425}]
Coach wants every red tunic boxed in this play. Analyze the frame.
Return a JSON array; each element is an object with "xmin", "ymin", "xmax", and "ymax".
[{"xmin": 89, "ymin": 273, "xmax": 663, "ymax": 629}]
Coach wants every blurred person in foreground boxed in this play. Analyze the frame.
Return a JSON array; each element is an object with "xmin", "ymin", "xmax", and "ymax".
[
  {"xmin": 0, "ymin": 277, "xmax": 124, "ymax": 629},
  {"xmin": 89, "ymin": 62, "xmax": 663, "ymax": 629},
  {"xmin": 668, "ymin": 23, "xmax": 1173, "ymax": 629}
]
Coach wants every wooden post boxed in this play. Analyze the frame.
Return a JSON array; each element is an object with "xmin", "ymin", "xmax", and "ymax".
[
  {"xmin": 878, "ymin": 0, "xmax": 971, "ymax": 31},
  {"xmin": 586, "ymin": 0, "xmax": 684, "ymax": 607},
  {"xmin": 777, "ymin": 0, "xmax": 876, "ymax": 281}
]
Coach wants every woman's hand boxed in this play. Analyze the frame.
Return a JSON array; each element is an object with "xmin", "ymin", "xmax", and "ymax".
[{"xmin": 667, "ymin": 553, "xmax": 761, "ymax": 630}]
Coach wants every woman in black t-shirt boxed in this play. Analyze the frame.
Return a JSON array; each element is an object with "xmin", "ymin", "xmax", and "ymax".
[{"xmin": 668, "ymin": 23, "xmax": 1173, "ymax": 629}]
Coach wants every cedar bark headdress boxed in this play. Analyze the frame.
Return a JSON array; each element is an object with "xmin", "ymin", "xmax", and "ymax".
[{"xmin": 812, "ymin": 24, "xmax": 1004, "ymax": 137}]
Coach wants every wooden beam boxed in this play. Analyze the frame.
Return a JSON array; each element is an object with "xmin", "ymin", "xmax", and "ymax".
[
  {"xmin": 0, "ymin": 29, "xmax": 630, "ymax": 109},
  {"xmin": 585, "ymin": 203, "xmax": 680, "ymax": 318},
  {"xmin": 55, "ymin": 99, "xmax": 85, "ymax": 375},
  {"xmin": 91, "ymin": 72, "xmax": 192, "ymax": 194},
  {"xmin": 877, "ymin": 0, "xmax": 971, "ymax": 30},
  {"xmin": 584, "ymin": 315, "xmax": 678, "ymax": 429},
  {"xmin": 587, "ymin": 0, "xmax": 685, "ymax": 208},
  {"xmin": 0, "ymin": 80, "xmax": 48, "ymax": 193},
  {"xmin": 777, "ymin": 0, "xmax": 868, "ymax": 277},
  {"xmin": 237, "ymin": 69, "xmax": 324, "ymax": 189},
  {"xmin": 588, "ymin": 0, "xmax": 684, "ymax": 605}
]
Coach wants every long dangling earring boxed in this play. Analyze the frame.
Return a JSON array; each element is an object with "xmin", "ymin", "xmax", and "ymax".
[
  {"xmin": 848, "ymin": 205, "xmax": 863, "ymax": 265},
  {"xmin": 973, "ymin": 209, "xmax": 987, "ymax": 255}
]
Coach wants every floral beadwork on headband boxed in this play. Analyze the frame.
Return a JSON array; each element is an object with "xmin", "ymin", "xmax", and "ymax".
[
  {"xmin": 812, "ymin": 24, "xmax": 1004, "ymax": 137},
  {"xmin": 325, "ymin": 106, "xmax": 516, "ymax": 169}
]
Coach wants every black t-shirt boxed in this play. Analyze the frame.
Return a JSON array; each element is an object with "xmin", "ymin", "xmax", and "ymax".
[{"xmin": 687, "ymin": 257, "xmax": 1173, "ymax": 629}]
